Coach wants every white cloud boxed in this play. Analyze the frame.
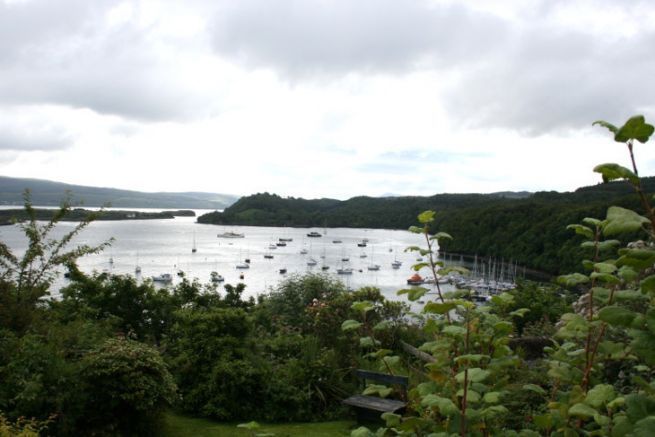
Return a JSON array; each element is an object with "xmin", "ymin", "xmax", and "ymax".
[{"xmin": 0, "ymin": 0, "xmax": 654, "ymax": 200}]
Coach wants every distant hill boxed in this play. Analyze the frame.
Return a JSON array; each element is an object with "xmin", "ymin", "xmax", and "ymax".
[
  {"xmin": 0, "ymin": 176, "xmax": 238, "ymax": 209},
  {"xmin": 197, "ymin": 178, "xmax": 655, "ymax": 275}
]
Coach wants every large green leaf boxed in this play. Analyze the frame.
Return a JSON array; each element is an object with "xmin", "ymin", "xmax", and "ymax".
[
  {"xmin": 603, "ymin": 206, "xmax": 649, "ymax": 236},
  {"xmin": 568, "ymin": 403, "xmax": 597, "ymax": 418},
  {"xmin": 341, "ymin": 319, "xmax": 363, "ymax": 331},
  {"xmin": 456, "ymin": 368, "xmax": 491, "ymax": 383},
  {"xmin": 585, "ymin": 384, "xmax": 616, "ymax": 408},
  {"xmin": 618, "ymin": 265, "xmax": 639, "ymax": 282},
  {"xmin": 381, "ymin": 412, "xmax": 401, "ymax": 428},
  {"xmin": 593, "ymin": 163, "xmax": 639, "ymax": 184},
  {"xmin": 442, "ymin": 325, "xmax": 467, "ymax": 336},
  {"xmin": 363, "ymin": 384, "xmax": 392, "ymax": 398},
  {"xmin": 614, "ymin": 115, "xmax": 655, "ymax": 143},
  {"xmin": 359, "ymin": 337, "xmax": 380, "ymax": 348},
  {"xmin": 418, "ymin": 210, "xmax": 436, "ymax": 224},
  {"xmin": 592, "ymin": 119, "xmax": 619, "ymax": 134},
  {"xmin": 420, "ymin": 394, "xmax": 459, "ymax": 416},
  {"xmin": 429, "ymin": 231, "xmax": 453, "ymax": 241},
  {"xmin": 483, "ymin": 391, "xmax": 502, "ymax": 404},
  {"xmin": 583, "ymin": 217, "xmax": 603, "ymax": 227},
  {"xmin": 598, "ymin": 305, "xmax": 637, "ymax": 327},
  {"xmin": 397, "ymin": 287, "xmax": 429, "ymax": 301},
  {"xmin": 350, "ymin": 426, "xmax": 375, "ymax": 437},
  {"xmin": 522, "ymin": 384, "xmax": 547, "ymax": 395},
  {"xmin": 351, "ymin": 301, "xmax": 375, "ymax": 313},
  {"xmin": 590, "ymin": 272, "xmax": 620, "ymax": 285},
  {"xmin": 567, "ymin": 224, "xmax": 594, "ymax": 239},
  {"xmin": 641, "ymin": 275, "xmax": 655, "ymax": 295},
  {"xmin": 594, "ymin": 262, "xmax": 617, "ymax": 273},
  {"xmin": 424, "ymin": 301, "xmax": 457, "ymax": 314},
  {"xmin": 617, "ymin": 248, "xmax": 655, "ymax": 269},
  {"xmin": 557, "ymin": 273, "xmax": 589, "ymax": 287},
  {"xmin": 634, "ymin": 416, "xmax": 655, "ymax": 436},
  {"xmin": 454, "ymin": 354, "xmax": 489, "ymax": 364}
]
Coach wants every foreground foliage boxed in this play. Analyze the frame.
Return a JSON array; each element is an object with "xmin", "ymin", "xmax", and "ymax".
[
  {"xmin": 4, "ymin": 115, "xmax": 655, "ymax": 436},
  {"xmin": 344, "ymin": 115, "xmax": 655, "ymax": 436}
]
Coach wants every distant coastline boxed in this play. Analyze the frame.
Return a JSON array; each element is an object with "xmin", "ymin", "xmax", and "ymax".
[{"xmin": 0, "ymin": 208, "xmax": 195, "ymax": 226}]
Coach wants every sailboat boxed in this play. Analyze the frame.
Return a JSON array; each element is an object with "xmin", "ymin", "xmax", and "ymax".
[
  {"xmin": 191, "ymin": 232, "xmax": 197, "ymax": 253},
  {"xmin": 391, "ymin": 249, "xmax": 402, "ymax": 269},
  {"xmin": 135, "ymin": 252, "xmax": 142, "ymax": 274},
  {"xmin": 367, "ymin": 245, "xmax": 380, "ymax": 270}
]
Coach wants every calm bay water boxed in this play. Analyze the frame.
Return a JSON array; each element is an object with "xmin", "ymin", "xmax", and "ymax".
[{"xmin": 0, "ymin": 208, "xmax": 451, "ymax": 302}]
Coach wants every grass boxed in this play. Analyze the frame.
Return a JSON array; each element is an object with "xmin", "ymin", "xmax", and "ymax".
[{"xmin": 162, "ymin": 411, "xmax": 357, "ymax": 437}]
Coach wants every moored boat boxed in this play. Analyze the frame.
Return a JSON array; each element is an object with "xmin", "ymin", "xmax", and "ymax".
[
  {"xmin": 210, "ymin": 271, "xmax": 224, "ymax": 283},
  {"xmin": 218, "ymin": 231, "xmax": 245, "ymax": 238},
  {"xmin": 152, "ymin": 273, "xmax": 173, "ymax": 283},
  {"xmin": 407, "ymin": 273, "xmax": 424, "ymax": 285}
]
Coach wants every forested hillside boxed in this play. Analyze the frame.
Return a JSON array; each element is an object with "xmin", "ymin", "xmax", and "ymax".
[{"xmin": 198, "ymin": 179, "xmax": 655, "ymax": 274}]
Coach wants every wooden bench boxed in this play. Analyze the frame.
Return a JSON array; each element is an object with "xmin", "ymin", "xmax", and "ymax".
[{"xmin": 343, "ymin": 369, "xmax": 409, "ymax": 423}]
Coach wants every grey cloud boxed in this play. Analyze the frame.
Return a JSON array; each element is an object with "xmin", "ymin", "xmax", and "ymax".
[
  {"xmin": 210, "ymin": 0, "xmax": 508, "ymax": 77},
  {"xmin": 0, "ymin": 0, "xmax": 214, "ymax": 121},
  {"xmin": 444, "ymin": 27, "xmax": 655, "ymax": 135},
  {"xmin": 209, "ymin": 0, "xmax": 655, "ymax": 134}
]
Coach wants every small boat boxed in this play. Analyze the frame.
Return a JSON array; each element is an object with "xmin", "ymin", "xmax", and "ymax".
[
  {"xmin": 332, "ymin": 240, "xmax": 342, "ymax": 244},
  {"xmin": 276, "ymin": 242, "xmax": 287, "ymax": 247},
  {"xmin": 337, "ymin": 267, "xmax": 353, "ymax": 275},
  {"xmin": 391, "ymin": 260, "xmax": 402, "ymax": 269},
  {"xmin": 307, "ymin": 231, "xmax": 322, "ymax": 238},
  {"xmin": 210, "ymin": 272, "xmax": 224, "ymax": 283},
  {"xmin": 321, "ymin": 265, "xmax": 329, "ymax": 271},
  {"xmin": 341, "ymin": 257, "xmax": 350, "ymax": 262},
  {"xmin": 152, "ymin": 273, "xmax": 173, "ymax": 283},
  {"xmin": 236, "ymin": 262, "xmax": 250, "ymax": 269},
  {"xmin": 362, "ymin": 238, "xmax": 369, "ymax": 243},
  {"xmin": 279, "ymin": 268, "xmax": 287, "ymax": 274},
  {"xmin": 264, "ymin": 254, "xmax": 274, "ymax": 259},
  {"xmin": 269, "ymin": 244, "xmax": 277, "ymax": 250},
  {"xmin": 367, "ymin": 264, "xmax": 381, "ymax": 271},
  {"xmin": 407, "ymin": 273, "xmax": 424, "ymax": 285},
  {"xmin": 245, "ymin": 258, "xmax": 251, "ymax": 264},
  {"xmin": 307, "ymin": 257, "xmax": 318, "ymax": 266},
  {"xmin": 239, "ymin": 272, "xmax": 245, "ymax": 280},
  {"xmin": 300, "ymin": 248, "xmax": 308, "ymax": 254},
  {"xmin": 357, "ymin": 242, "xmax": 367, "ymax": 247},
  {"xmin": 177, "ymin": 270, "xmax": 184, "ymax": 277},
  {"xmin": 135, "ymin": 266, "xmax": 142, "ymax": 274},
  {"xmin": 360, "ymin": 253, "xmax": 367, "ymax": 258},
  {"xmin": 279, "ymin": 237, "xmax": 293, "ymax": 242},
  {"xmin": 218, "ymin": 231, "xmax": 245, "ymax": 238}
]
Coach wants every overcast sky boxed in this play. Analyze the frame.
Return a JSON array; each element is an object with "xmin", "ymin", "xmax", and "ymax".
[{"xmin": 1, "ymin": 0, "xmax": 654, "ymax": 199}]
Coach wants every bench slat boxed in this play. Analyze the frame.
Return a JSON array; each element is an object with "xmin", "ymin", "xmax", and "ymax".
[
  {"xmin": 355, "ymin": 370, "xmax": 408, "ymax": 386},
  {"xmin": 343, "ymin": 394, "xmax": 406, "ymax": 413}
]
